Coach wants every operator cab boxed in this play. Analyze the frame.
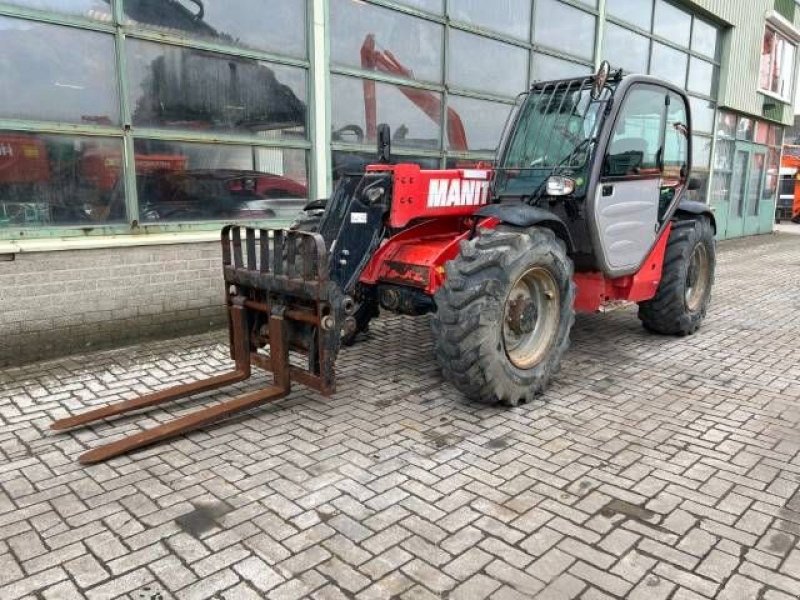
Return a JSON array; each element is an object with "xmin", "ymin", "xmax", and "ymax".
[{"xmin": 492, "ymin": 64, "xmax": 693, "ymax": 276}]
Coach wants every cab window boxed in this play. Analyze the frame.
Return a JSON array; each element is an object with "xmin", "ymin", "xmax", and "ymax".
[
  {"xmin": 603, "ymin": 86, "xmax": 666, "ymax": 178},
  {"xmin": 663, "ymin": 91, "xmax": 689, "ymax": 183}
]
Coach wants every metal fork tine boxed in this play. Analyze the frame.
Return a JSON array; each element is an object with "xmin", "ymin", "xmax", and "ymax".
[
  {"xmin": 273, "ymin": 230, "xmax": 284, "ymax": 276},
  {"xmin": 246, "ymin": 229, "xmax": 257, "ymax": 270},
  {"xmin": 302, "ymin": 236, "xmax": 315, "ymax": 279},
  {"xmin": 286, "ymin": 234, "xmax": 297, "ymax": 279},
  {"xmin": 259, "ymin": 229, "xmax": 269, "ymax": 273},
  {"xmin": 232, "ymin": 227, "xmax": 243, "ymax": 268},
  {"xmin": 221, "ymin": 226, "xmax": 232, "ymax": 265}
]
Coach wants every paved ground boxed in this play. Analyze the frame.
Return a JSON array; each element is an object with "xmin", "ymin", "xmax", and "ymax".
[
  {"xmin": 2, "ymin": 232, "xmax": 800, "ymax": 600},
  {"xmin": 774, "ymin": 222, "xmax": 800, "ymax": 235}
]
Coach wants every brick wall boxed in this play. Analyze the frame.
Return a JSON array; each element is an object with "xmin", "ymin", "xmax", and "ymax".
[{"xmin": 0, "ymin": 242, "xmax": 227, "ymax": 368}]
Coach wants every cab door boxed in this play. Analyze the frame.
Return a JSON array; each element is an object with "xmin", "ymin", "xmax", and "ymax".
[{"xmin": 594, "ymin": 85, "xmax": 688, "ymax": 275}]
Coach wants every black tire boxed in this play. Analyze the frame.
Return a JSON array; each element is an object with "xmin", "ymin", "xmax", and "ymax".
[
  {"xmin": 289, "ymin": 210, "xmax": 377, "ymax": 345},
  {"xmin": 638, "ymin": 217, "xmax": 715, "ymax": 336},
  {"xmin": 432, "ymin": 226, "xmax": 575, "ymax": 406}
]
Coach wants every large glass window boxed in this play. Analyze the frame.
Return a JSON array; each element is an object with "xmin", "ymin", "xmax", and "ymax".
[
  {"xmin": 689, "ymin": 97, "xmax": 715, "ymax": 134},
  {"xmin": 126, "ymin": 40, "xmax": 307, "ymax": 139},
  {"xmin": 0, "ymin": 0, "xmax": 311, "ymax": 238},
  {"xmin": 533, "ymin": 0, "xmax": 596, "ymax": 61},
  {"xmin": 760, "ymin": 27, "xmax": 796, "ymax": 100},
  {"xmin": 0, "ymin": 16, "xmax": 119, "ymax": 125},
  {"xmin": 532, "ymin": 54, "xmax": 592, "ymax": 82},
  {"xmin": 446, "ymin": 96, "xmax": 512, "ymax": 153},
  {"xmin": 123, "ymin": 0, "xmax": 307, "ymax": 58},
  {"xmin": 603, "ymin": 23, "xmax": 649, "ymax": 74},
  {"xmin": 133, "ymin": 140, "xmax": 307, "ymax": 222},
  {"xmin": 606, "ymin": 0, "xmax": 652, "ymax": 32},
  {"xmin": 692, "ymin": 18, "xmax": 719, "ymax": 59},
  {"xmin": 331, "ymin": 75, "xmax": 442, "ymax": 151},
  {"xmin": 650, "ymin": 42, "xmax": 688, "ymax": 88},
  {"xmin": 330, "ymin": 0, "xmax": 443, "ymax": 84},
  {"xmin": 687, "ymin": 58, "xmax": 716, "ymax": 97},
  {"xmin": 449, "ymin": 0, "xmax": 531, "ymax": 40},
  {"xmin": 653, "ymin": 0, "xmax": 691, "ymax": 48},
  {"xmin": 0, "ymin": 133, "xmax": 125, "ymax": 229},
  {"xmin": 449, "ymin": 30, "xmax": 528, "ymax": 96}
]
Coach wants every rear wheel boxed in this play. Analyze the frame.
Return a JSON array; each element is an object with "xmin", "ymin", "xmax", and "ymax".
[
  {"xmin": 638, "ymin": 217, "xmax": 715, "ymax": 335},
  {"xmin": 432, "ymin": 226, "xmax": 575, "ymax": 406}
]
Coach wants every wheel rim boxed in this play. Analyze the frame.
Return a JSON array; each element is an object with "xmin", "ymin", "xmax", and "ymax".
[
  {"xmin": 685, "ymin": 242, "xmax": 710, "ymax": 313},
  {"xmin": 503, "ymin": 267, "xmax": 561, "ymax": 370}
]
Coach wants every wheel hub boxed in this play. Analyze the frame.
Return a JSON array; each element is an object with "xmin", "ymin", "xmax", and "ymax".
[
  {"xmin": 502, "ymin": 267, "xmax": 560, "ymax": 370},
  {"xmin": 506, "ymin": 295, "xmax": 537, "ymax": 335},
  {"xmin": 685, "ymin": 242, "xmax": 710, "ymax": 313}
]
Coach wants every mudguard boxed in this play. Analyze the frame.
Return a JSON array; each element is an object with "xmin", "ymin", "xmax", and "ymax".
[
  {"xmin": 475, "ymin": 204, "xmax": 575, "ymax": 252},
  {"xmin": 675, "ymin": 200, "xmax": 716, "ymax": 232}
]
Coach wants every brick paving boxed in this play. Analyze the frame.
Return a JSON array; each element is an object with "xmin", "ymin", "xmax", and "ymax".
[{"xmin": 1, "ymin": 232, "xmax": 800, "ymax": 600}]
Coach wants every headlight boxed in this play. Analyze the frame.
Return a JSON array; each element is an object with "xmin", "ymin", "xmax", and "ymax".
[{"xmin": 546, "ymin": 176, "xmax": 576, "ymax": 196}]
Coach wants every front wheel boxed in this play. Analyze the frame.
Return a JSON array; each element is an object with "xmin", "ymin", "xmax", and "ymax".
[
  {"xmin": 432, "ymin": 226, "xmax": 575, "ymax": 406},
  {"xmin": 638, "ymin": 217, "xmax": 716, "ymax": 336}
]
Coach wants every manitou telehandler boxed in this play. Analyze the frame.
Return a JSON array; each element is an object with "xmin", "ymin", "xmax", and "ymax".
[{"xmin": 53, "ymin": 63, "xmax": 716, "ymax": 464}]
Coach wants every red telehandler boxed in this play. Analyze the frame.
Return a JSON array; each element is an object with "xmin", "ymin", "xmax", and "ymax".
[{"xmin": 53, "ymin": 64, "xmax": 716, "ymax": 464}]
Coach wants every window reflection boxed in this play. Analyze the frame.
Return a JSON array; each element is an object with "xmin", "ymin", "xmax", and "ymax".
[
  {"xmin": 689, "ymin": 97, "xmax": 714, "ymax": 134},
  {"xmin": 692, "ymin": 135, "xmax": 712, "ymax": 169},
  {"xmin": 760, "ymin": 27, "xmax": 796, "ymax": 99},
  {"xmin": 534, "ymin": 0, "xmax": 596, "ymax": 61},
  {"xmin": 606, "ymin": 0, "xmax": 652, "ymax": 32},
  {"xmin": 0, "ymin": 133, "xmax": 125, "ymax": 228},
  {"xmin": 687, "ymin": 58, "xmax": 715, "ymax": 97},
  {"xmin": 331, "ymin": 151, "xmax": 439, "ymax": 184},
  {"xmin": 331, "ymin": 75, "xmax": 442, "ymax": 151},
  {"xmin": 650, "ymin": 42, "xmax": 687, "ymax": 88},
  {"xmin": 449, "ymin": 30, "xmax": 528, "ymax": 96},
  {"xmin": 0, "ymin": 16, "xmax": 119, "ymax": 125},
  {"xmin": 134, "ymin": 140, "xmax": 307, "ymax": 222},
  {"xmin": 448, "ymin": 0, "xmax": 531, "ymax": 40},
  {"xmin": 3, "ymin": 0, "xmax": 111, "ymax": 20},
  {"xmin": 691, "ymin": 18, "xmax": 719, "ymax": 59},
  {"xmin": 394, "ymin": 0, "xmax": 443, "ymax": 14},
  {"xmin": 532, "ymin": 54, "xmax": 592, "ymax": 82},
  {"xmin": 330, "ymin": 0, "xmax": 443, "ymax": 84},
  {"xmin": 603, "ymin": 23, "xmax": 649, "ymax": 74},
  {"xmin": 653, "ymin": 0, "xmax": 691, "ymax": 48},
  {"xmin": 123, "ymin": 0, "xmax": 307, "ymax": 58},
  {"xmin": 127, "ymin": 40, "xmax": 307, "ymax": 139},
  {"xmin": 446, "ymin": 96, "xmax": 512, "ymax": 153}
]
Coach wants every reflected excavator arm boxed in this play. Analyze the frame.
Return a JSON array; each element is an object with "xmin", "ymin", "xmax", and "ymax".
[{"xmin": 360, "ymin": 34, "xmax": 468, "ymax": 152}]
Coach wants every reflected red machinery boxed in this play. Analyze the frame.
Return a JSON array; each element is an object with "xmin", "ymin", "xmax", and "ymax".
[
  {"xmin": 360, "ymin": 34, "xmax": 469, "ymax": 154},
  {"xmin": 0, "ymin": 134, "xmax": 52, "ymax": 225},
  {"xmin": 0, "ymin": 134, "xmax": 50, "ymax": 184},
  {"xmin": 779, "ymin": 146, "xmax": 800, "ymax": 223}
]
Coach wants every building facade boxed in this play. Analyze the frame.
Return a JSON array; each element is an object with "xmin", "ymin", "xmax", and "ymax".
[{"xmin": 1, "ymin": 0, "xmax": 798, "ymax": 366}]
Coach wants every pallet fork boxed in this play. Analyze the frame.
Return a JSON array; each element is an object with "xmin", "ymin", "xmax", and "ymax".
[{"xmin": 52, "ymin": 226, "xmax": 345, "ymax": 464}]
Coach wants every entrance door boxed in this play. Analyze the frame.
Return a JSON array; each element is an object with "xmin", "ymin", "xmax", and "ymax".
[
  {"xmin": 725, "ymin": 146, "xmax": 750, "ymax": 238},
  {"xmin": 725, "ymin": 143, "xmax": 768, "ymax": 238},
  {"xmin": 744, "ymin": 149, "xmax": 766, "ymax": 236}
]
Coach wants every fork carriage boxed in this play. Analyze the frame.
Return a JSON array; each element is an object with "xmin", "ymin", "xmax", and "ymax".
[{"xmin": 52, "ymin": 226, "xmax": 348, "ymax": 464}]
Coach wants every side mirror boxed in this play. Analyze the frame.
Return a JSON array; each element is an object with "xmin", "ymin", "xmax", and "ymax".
[
  {"xmin": 687, "ymin": 176, "xmax": 702, "ymax": 191},
  {"xmin": 377, "ymin": 123, "xmax": 391, "ymax": 164}
]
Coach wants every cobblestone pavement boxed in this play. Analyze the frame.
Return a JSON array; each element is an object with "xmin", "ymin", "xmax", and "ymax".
[{"xmin": 2, "ymin": 232, "xmax": 800, "ymax": 600}]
